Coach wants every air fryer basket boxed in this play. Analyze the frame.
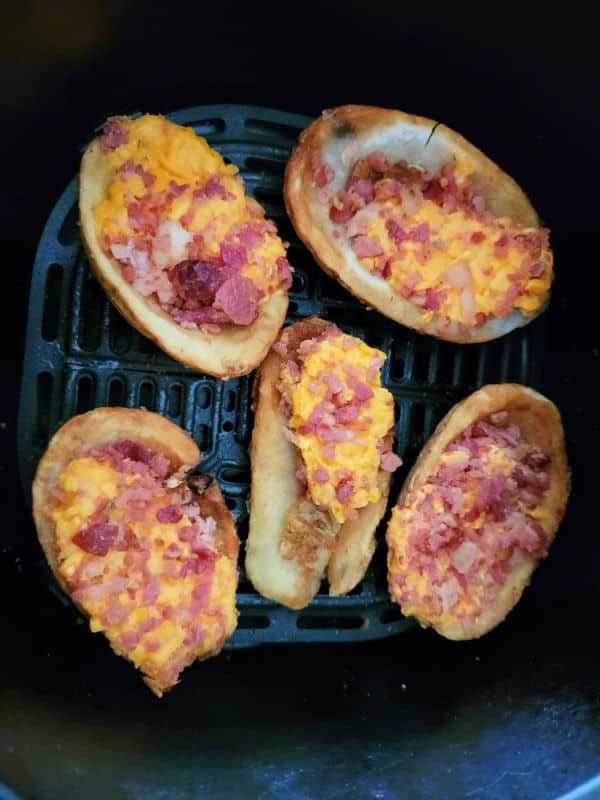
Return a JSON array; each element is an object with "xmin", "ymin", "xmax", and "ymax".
[{"xmin": 17, "ymin": 104, "xmax": 547, "ymax": 647}]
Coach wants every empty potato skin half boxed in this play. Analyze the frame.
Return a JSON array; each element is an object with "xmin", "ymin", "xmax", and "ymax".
[
  {"xmin": 245, "ymin": 317, "xmax": 395, "ymax": 609},
  {"xmin": 79, "ymin": 120, "xmax": 288, "ymax": 378},
  {"xmin": 285, "ymin": 105, "xmax": 551, "ymax": 343},
  {"xmin": 386, "ymin": 384, "xmax": 570, "ymax": 640},
  {"xmin": 32, "ymin": 407, "xmax": 239, "ymax": 695}
]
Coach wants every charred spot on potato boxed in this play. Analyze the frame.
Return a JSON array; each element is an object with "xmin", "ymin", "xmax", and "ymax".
[
  {"xmin": 333, "ymin": 122, "xmax": 355, "ymax": 139},
  {"xmin": 279, "ymin": 498, "xmax": 339, "ymax": 569},
  {"xmin": 187, "ymin": 472, "xmax": 215, "ymax": 496}
]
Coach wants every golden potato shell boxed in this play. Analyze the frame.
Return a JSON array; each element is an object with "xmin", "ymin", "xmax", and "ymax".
[
  {"xmin": 285, "ymin": 105, "xmax": 549, "ymax": 344},
  {"xmin": 245, "ymin": 317, "xmax": 393, "ymax": 609},
  {"xmin": 79, "ymin": 136, "xmax": 288, "ymax": 378},
  {"xmin": 32, "ymin": 407, "xmax": 239, "ymax": 692},
  {"xmin": 386, "ymin": 384, "xmax": 570, "ymax": 639}
]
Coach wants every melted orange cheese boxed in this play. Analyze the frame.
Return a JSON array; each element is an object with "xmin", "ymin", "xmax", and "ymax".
[
  {"xmin": 280, "ymin": 332, "xmax": 394, "ymax": 523},
  {"xmin": 357, "ymin": 158, "xmax": 552, "ymax": 324},
  {"xmin": 50, "ymin": 457, "xmax": 237, "ymax": 674},
  {"xmin": 93, "ymin": 114, "xmax": 287, "ymax": 297}
]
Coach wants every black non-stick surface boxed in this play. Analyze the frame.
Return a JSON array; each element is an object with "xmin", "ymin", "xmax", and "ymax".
[{"xmin": 17, "ymin": 103, "xmax": 548, "ymax": 648}]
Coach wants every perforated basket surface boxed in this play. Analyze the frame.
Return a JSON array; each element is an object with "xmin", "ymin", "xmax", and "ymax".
[{"xmin": 18, "ymin": 104, "xmax": 547, "ymax": 647}]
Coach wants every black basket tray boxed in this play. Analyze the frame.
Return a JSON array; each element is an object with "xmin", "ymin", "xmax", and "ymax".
[{"xmin": 17, "ymin": 104, "xmax": 547, "ymax": 648}]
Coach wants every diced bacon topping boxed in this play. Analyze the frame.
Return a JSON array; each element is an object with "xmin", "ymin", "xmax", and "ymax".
[
  {"xmin": 380, "ymin": 452, "xmax": 402, "ymax": 472},
  {"xmin": 386, "ymin": 219, "xmax": 407, "ymax": 243},
  {"xmin": 276, "ymin": 256, "xmax": 293, "ymax": 290},
  {"xmin": 408, "ymin": 223, "xmax": 430, "ymax": 243},
  {"xmin": 312, "ymin": 467, "xmax": 330, "ymax": 484},
  {"xmin": 329, "ymin": 191, "xmax": 355, "ymax": 224},
  {"xmin": 311, "ymin": 154, "xmax": 336, "ymax": 188},
  {"xmin": 347, "ymin": 177, "xmax": 375, "ymax": 203},
  {"xmin": 221, "ymin": 243, "xmax": 248, "ymax": 270},
  {"xmin": 423, "ymin": 287, "xmax": 444, "ymax": 311},
  {"xmin": 72, "ymin": 524, "xmax": 119, "ymax": 556},
  {"xmin": 101, "ymin": 117, "xmax": 129, "ymax": 150},
  {"xmin": 354, "ymin": 383, "xmax": 374, "ymax": 404},
  {"xmin": 214, "ymin": 275, "xmax": 260, "ymax": 325},
  {"xmin": 352, "ymin": 236, "xmax": 384, "ymax": 258},
  {"xmin": 114, "ymin": 440, "xmax": 151, "ymax": 463},
  {"xmin": 101, "ymin": 605, "xmax": 129, "ymax": 626},
  {"xmin": 156, "ymin": 505, "xmax": 184, "ymax": 523},
  {"xmin": 367, "ymin": 151, "xmax": 388, "ymax": 172},
  {"xmin": 322, "ymin": 149, "xmax": 552, "ymax": 326},
  {"xmin": 333, "ymin": 405, "xmax": 359, "ymax": 424},
  {"xmin": 388, "ymin": 414, "xmax": 552, "ymax": 631},
  {"xmin": 494, "ymin": 234, "xmax": 510, "ymax": 258},
  {"xmin": 169, "ymin": 259, "xmax": 228, "ymax": 305},
  {"xmin": 336, "ymin": 477, "xmax": 355, "ymax": 503}
]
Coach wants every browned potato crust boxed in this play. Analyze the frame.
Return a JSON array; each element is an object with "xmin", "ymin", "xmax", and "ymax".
[
  {"xmin": 79, "ymin": 137, "xmax": 288, "ymax": 378},
  {"xmin": 387, "ymin": 384, "xmax": 570, "ymax": 639},
  {"xmin": 32, "ymin": 407, "xmax": 239, "ymax": 692},
  {"xmin": 285, "ymin": 105, "xmax": 548, "ymax": 344},
  {"xmin": 246, "ymin": 317, "xmax": 393, "ymax": 608}
]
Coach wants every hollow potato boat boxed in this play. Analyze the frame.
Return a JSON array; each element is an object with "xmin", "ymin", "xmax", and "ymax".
[
  {"xmin": 32, "ymin": 407, "xmax": 239, "ymax": 695},
  {"xmin": 285, "ymin": 105, "xmax": 553, "ymax": 343},
  {"xmin": 246, "ymin": 317, "xmax": 400, "ymax": 609},
  {"xmin": 386, "ymin": 384, "xmax": 570, "ymax": 640}
]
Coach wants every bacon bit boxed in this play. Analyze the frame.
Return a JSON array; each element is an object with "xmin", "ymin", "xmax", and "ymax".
[
  {"xmin": 156, "ymin": 505, "xmax": 183, "ymax": 523},
  {"xmin": 423, "ymin": 287, "xmax": 444, "ymax": 311},
  {"xmin": 336, "ymin": 477, "xmax": 355, "ymax": 503},
  {"xmin": 276, "ymin": 256, "xmax": 293, "ymax": 289},
  {"xmin": 286, "ymin": 360, "xmax": 301, "ymax": 382},
  {"xmin": 114, "ymin": 440, "xmax": 151, "ymax": 463},
  {"xmin": 352, "ymin": 235, "xmax": 384, "ymax": 258},
  {"xmin": 318, "ymin": 188, "xmax": 335, "ymax": 205},
  {"xmin": 347, "ymin": 177, "xmax": 374, "ymax": 203},
  {"xmin": 372, "ymin": 179, "xmax": 403, "ymax": 203},
  {"xmin": 311, "ymin": 154, "xmax": 335, "ymax": 188},
  {"xmin": 101, "ymin": 605, "xmax": 128, "ymax": 626},
  {"xmin": 163, "ymin": 543, "xmax": 183, "ymax": 560},
  {"xmin": 272, "ymin": 332, "xmax": 289, "ymax": 357},
  {"xmin": 494, "ymin": 234, "xmax": 509, "ymax": 258},
  {"xmin": 471, "ymin": 231, "xmax": 486, "ymax": 244},
  {"xmin": 214, "ymin": 275, "xmax": 260, "ymax": 325},
  {"xmin": 101, "ymin": 117, "xmax": 129, "ymax": 150},
  {"xmin": 221, "ymin": 243, "xmax": 247, "ymax": 270},
  {"xmin": 72, "ymin": 524, "xmax": 119, "ymax": 556},
  {"xmin": 385, "ymin": 218, "xmax": 407, "ymax": 244},
  {"xmin": 334, "ymin": 405, "xmax": 359, "ymax": 424},
  {"xmin": 400, "ymin": 272, "xmax": 421, "ymax": 298},
  {"xmin": 422, "ymin": 178, "xmax": 444, "ymax": 205},
  {"xmin": 169, "ymin": 259, "xmax": 227, "ymax": 305},
  {"xmin": 494, "ymin": 284, "xmax": 522, "ymax": 318},
  {"xmin": 312, "ymin": 467, "xmax": 330, "ymax": 484},
  {"xmin": 139, "ymin": 579, "xmax": 160, "ymax": 607},
  {"xmin": 204, "ymin": 175, "xmax": 235, "ymax": 200},
  {"xmin": 367, "ymin": 150, "xmax": 388, "ymax": 172},
  {"xmin": 380, "ymin": 452, "xmax": 402, "ymax": 472},
  {"xmin": 329, "ymin": 191, "xmax": 354, "ymax": 224},
  {"xmin": 408, "ymin": 223, "xmax": 430, "ymax": 243},
  {"xmin": 354, "ymin": 383, "xmax": 374, "ymax": 404}
]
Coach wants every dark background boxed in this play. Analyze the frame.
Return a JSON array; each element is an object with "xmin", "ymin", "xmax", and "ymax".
[{"xmin": 1, "ymin": 1, "xmax": 599, "ymax": 798}]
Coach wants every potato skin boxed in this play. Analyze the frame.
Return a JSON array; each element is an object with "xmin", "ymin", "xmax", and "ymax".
[
  {"xmin": 79, "ymin": 135, "xmax": 288, "ymax": 378},
  {"xmin": 284, "ymin": 105, "xmax": 548, "ymax": 344},
  {"xmin": 32, "ymin": 407, "xmax": 239, "ymax": 693},
  {"xmin": 386, "ymin": 384, "xmax": 570, "ymax": 640},
  {"xmin": 245, "ymin": 317, "xmax": 393, "ymax": 608}
]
